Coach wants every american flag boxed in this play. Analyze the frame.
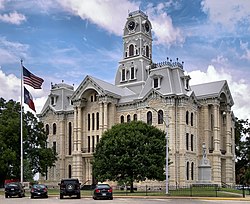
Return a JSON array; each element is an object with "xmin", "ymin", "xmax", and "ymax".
[{"xmin": 23, "ymin": 66, "xmax": 44, "ymax": 89}]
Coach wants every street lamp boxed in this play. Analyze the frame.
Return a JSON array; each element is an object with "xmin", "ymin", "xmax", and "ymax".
[{"xmin": 146, "ymin": 106, "xmax": 169, "ymax": 194}]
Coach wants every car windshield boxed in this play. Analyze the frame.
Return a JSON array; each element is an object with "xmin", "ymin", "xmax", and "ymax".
[
  {"xmin": 33, "ymin": 184, "xmax": 46, "ymax": 188},
  {"xmin": 97, "ymin": 184, "xmax": 110, "ymax": 189},
  {"xmin": 7, "ymin": 183, "xmax": 18, "ymax": 187}
]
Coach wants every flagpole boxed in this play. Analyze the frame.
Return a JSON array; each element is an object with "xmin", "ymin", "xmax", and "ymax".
[{"xmin": 20, "ymin": 59, "xmax": 24, "ymax": 184}]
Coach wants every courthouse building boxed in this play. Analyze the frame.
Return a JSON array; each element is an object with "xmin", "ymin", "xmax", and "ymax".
[{"xmin": 38, "ymin": 10, "xmax": 235, "ymax": 186}]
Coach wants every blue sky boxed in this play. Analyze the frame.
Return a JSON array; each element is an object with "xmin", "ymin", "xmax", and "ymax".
[{"xmin": 0, "ymin": 0, "xmax": 250, "ymax": 120}]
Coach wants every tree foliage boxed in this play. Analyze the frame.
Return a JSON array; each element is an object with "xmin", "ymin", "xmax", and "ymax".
[
  {"xmin": 235, "ymin": 118, "xmax": 250, "ymax": 184},
  {"xmin": 0, "ymin": 98, "xmax": 57, "ymax": 186},
  {"xmin": 92, "ymin": 121, "xmax": 166, "ymax": 192}
]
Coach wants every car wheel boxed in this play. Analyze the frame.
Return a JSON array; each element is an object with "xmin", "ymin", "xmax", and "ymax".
[
  {"xmin": 93, "ymin": 197, "xmax": 97, "ymax": 200},
  {"xmin": 60, "ymin": 194, "xmax": 63, "ymax": 199},
  {"xmin": 31, "ymin": 195, "xmax": 34, "ymax": 199},
  {"xmin": 110, "ymin": 197, "xmax": 113, "ymax": 200},
  {"xmin": 77, "ymin": 193, "xmax": 81, "ymax": 199},
  {"xmin": 5, "ymin": 194, "xmax": 8, "ymax": 198},
  {"xmin": 18, "ymin": 193, "xmax": 22, "ymax": 198}
]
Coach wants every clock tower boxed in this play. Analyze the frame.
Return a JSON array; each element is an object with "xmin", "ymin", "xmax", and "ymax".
[{"xmin": 115, "ymin": 10, "xmax": 153, "ymax": 94}]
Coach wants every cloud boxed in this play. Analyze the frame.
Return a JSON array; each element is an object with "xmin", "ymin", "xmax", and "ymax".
[
  {"xmin": 240, "ymin": 40, "xmax": 250, "ymax": 61},
  {"xmin": 188, "ymin": 65, "xmax": 250, "ymax": 120},
  {"xmin": 201, "ymin": 0, "xmax": 250, "ymax": 32},
  {"xmin": 146, "ymin": 2, "xmax": 184, "ymax": 46},
  {"xmin": 0, "ymin": 11, "xmax": 26, "ymax": 25},
  {"xmin": 57, "ymin": 0, "xmax": 139, "ymax": 36},
  {"xmin": 0, "ymin": 0, "xmax": 4, "ymax": 10},
  {"xmin": 0, "ymin": 37, "xmax": 29, "ymax": 64}
]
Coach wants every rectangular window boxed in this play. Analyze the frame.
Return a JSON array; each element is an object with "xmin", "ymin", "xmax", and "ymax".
[
  {"xmin": 131, "ymin": 67, "xmax": 135, "ymax": 79},
  {"xmin": 186, "ymin": 133, "xmax": 189, "ymax": 150},
  {"xmin": 92, "ymin": 113, "xmax": 95, "ymax": 130},
  {"xmin": 88, "ymin": 136, "xmax": 90, "ymax": 153},
  {"xmin": 53, "ymin": 141, "xmax": 56, "ymax": 153},
  {"xmin": 191, "ymin": 134, "xmax": 194, "ymax": 151},
  {"xmin": 96, "ymin": 135, "xmax": 99, "ymax": 143},
  {"xmin": 122, "ymin": 69, "xmax": 126, "ymax": 81},
  {"xmin": 88, "ymin": 114, "xmax": 90, "ymax": 131},
  {"xmin": 96, "ymin": 112, "xmax": 99, "ymax": 130},
  {"xmin": 92, "ymin": 135, "xmax": 95, "ymax": 152}
]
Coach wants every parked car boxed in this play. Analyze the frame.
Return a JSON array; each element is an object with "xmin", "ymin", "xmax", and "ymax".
[
  {"xmin": 58, "ymin": 178, "xmax": 81, "ymax": 199},
  {"xmin": 30, "ymin": 184, "xmax": 48, "ymax": 198},
  {"xmin": 5, "ymin": 182, "xmax": 25, "ymax": 198},
  {"xmin": 93, "ymin": 184, "xmax": 113, "ymax": 200}
]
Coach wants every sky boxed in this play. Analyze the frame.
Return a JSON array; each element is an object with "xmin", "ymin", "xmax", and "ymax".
[{"xmin": 0, "ymin": 0, "xmax": 249, "ymax": 120}]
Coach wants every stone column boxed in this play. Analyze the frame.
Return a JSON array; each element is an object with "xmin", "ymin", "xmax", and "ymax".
[
  {"xmin": 203, "ymin": 105, "xmax": 210, "ymax": 151},
  {"xmin": 103, "ymin": 102, "xmax": 108, "ymax": 131},
  {"xmin": 59, "ymin": 118, "xmax": 65, "ymax": 179},
  {"xmin": 73, "ymin": 106, "xmax": 78, "ymax": 152},
  {"xmin": 213, "ymin": 104, "xmax": 220, "ymax": 152},
  {"xmin": 99, "ymin": 102, "xmax": 103, "ymax": 134},
  {"xmin": 212, "ymin": 103, "xmax": 221, "ymax": 184},
  {"xmin": 77, "ymin": 107, "xmax": 82, "ymax": 152},
  {"xmin": 72, "ymin": 106, "xmax": 83, "ymax": 181},
  {"xmin": 225, "ymin": 111, "xmax": 233, "ymax": 184}
]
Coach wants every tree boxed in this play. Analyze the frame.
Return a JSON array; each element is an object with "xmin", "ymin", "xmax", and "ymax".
[
  {"xmin": 235, "ymin": 118, "xmax": 250, "ymax": 184},
  {"xmin": 0, "ymin": 98, "xmax": 57, "ymax": 186},
  {"xmin": 92, "ymin": 121, "xmax": 166, "ymax": 192}
]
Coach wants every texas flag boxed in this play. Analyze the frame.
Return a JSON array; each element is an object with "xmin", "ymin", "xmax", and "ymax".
[{"xmin": 24, "ymin": 87, "xmax": 36, "ymax": 112}]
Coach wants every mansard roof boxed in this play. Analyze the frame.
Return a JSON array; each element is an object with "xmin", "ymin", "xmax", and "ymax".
[
  {"xmin": 191, "ymin": 80, "xmax": 234, "ymax": 106},
  {"xmin": 38, "ymin": 82, "xmax": 74, "ymax": 116}
]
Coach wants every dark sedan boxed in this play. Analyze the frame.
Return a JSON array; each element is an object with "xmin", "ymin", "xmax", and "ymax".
[
  {"xmin": 30, "ymin": 184, "xmax": 48, "ymax": 198},
  {"xmin": 93, "ymin": 184, "xmax": 113, "ymax": 200},
  {"xmin": 5, "ymin": 182, "xmax": 25, "ymax": 198}
]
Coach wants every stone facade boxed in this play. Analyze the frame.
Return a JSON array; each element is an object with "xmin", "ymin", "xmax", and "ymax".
[{"xmin": 37, "ymin": 10, "xmax": 235, "ymax": 187}]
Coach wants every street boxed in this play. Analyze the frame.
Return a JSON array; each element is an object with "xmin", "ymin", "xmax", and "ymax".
[{"xmin": 0, "ymin": 196, "xmax": 249, "ymax": 204}]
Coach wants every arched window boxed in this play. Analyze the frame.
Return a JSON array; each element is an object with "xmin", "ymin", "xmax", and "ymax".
[
  {"xmin": 88, "ymin": 114, "xmax": 90, "ymax": 131},
  {"xmin": 186, "ymin": 161, "xmax": 189, "ymax": 180},
  {"xmin": 146, "ymin": 45, "xmax": 149, "ymax": 57},
  {"xmin": 147, "ymin": 111, "xmax": 152, "ymax": 125},
  {"xmin": 129, "ymin": 44, "xmax": 134, "ymax": 56},
  {"xmin": 121, "ymin": 115, "xmax": 124, "ymax": 123},
  {"xmin": 186, "ymin": 111, "xmax": 189, "ymax": 125},
  {"xmin": 53, "ymin": 123, "xmax": 56, "ymax": 135},
  {"xmin": 92, "ymin": 113, "xmax": 95, "ymax": 130},
  {"xmin": 191, "ymin": 162, "xmax": 194, "ymax": 180},
  {"xmin": 68, "ymin": 165, "xmax": 72, "ymax": 178},
  {"xmin": 69, "ymin": 122, "xmax": 72, "ymax": 155},
  {"xmin": 127, "ymin": 115, "xmax": 131, "ymax": 122},
  {"xmin": 96, "ymin": 112, "xmax": 99, "ymax": 130},
  {"xmin": 158, "ymin": 110, "xmax": 163, "ymax": 124},
  {"xmin": 133, "ymin": 114, "xmax": 137, "ymax": 121},
  {"xmin": 45, "ymin": 124, "xmax": 49, "ymax": 135},
  {"xmin": 191, "ymin": 112, "xmax": 194, "ymax": 126}
]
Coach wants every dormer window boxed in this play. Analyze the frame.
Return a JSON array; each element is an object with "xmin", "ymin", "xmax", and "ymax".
[
  {"xmin": 153, "ymin": 78, "xmax": 159, "ymax": 88},
  {"xmin": 151, "ymin": 74, "xmax": 162, "ymax": 89},
  {"xmin": 182, "ymin": 75, "xmax": 191, "ymax": 91},
  {"xmin": 51, "ymin": 96, "xmax": 56, "ymax": 106}
]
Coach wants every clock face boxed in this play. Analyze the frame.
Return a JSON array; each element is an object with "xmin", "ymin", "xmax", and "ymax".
[
  {"xmin": 128, "ymin": 21, "xmax": 135, "ymax": 31},
  {"xmin": 145, "ymin": 22, "xmax": 150, "ymax": 32}
]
